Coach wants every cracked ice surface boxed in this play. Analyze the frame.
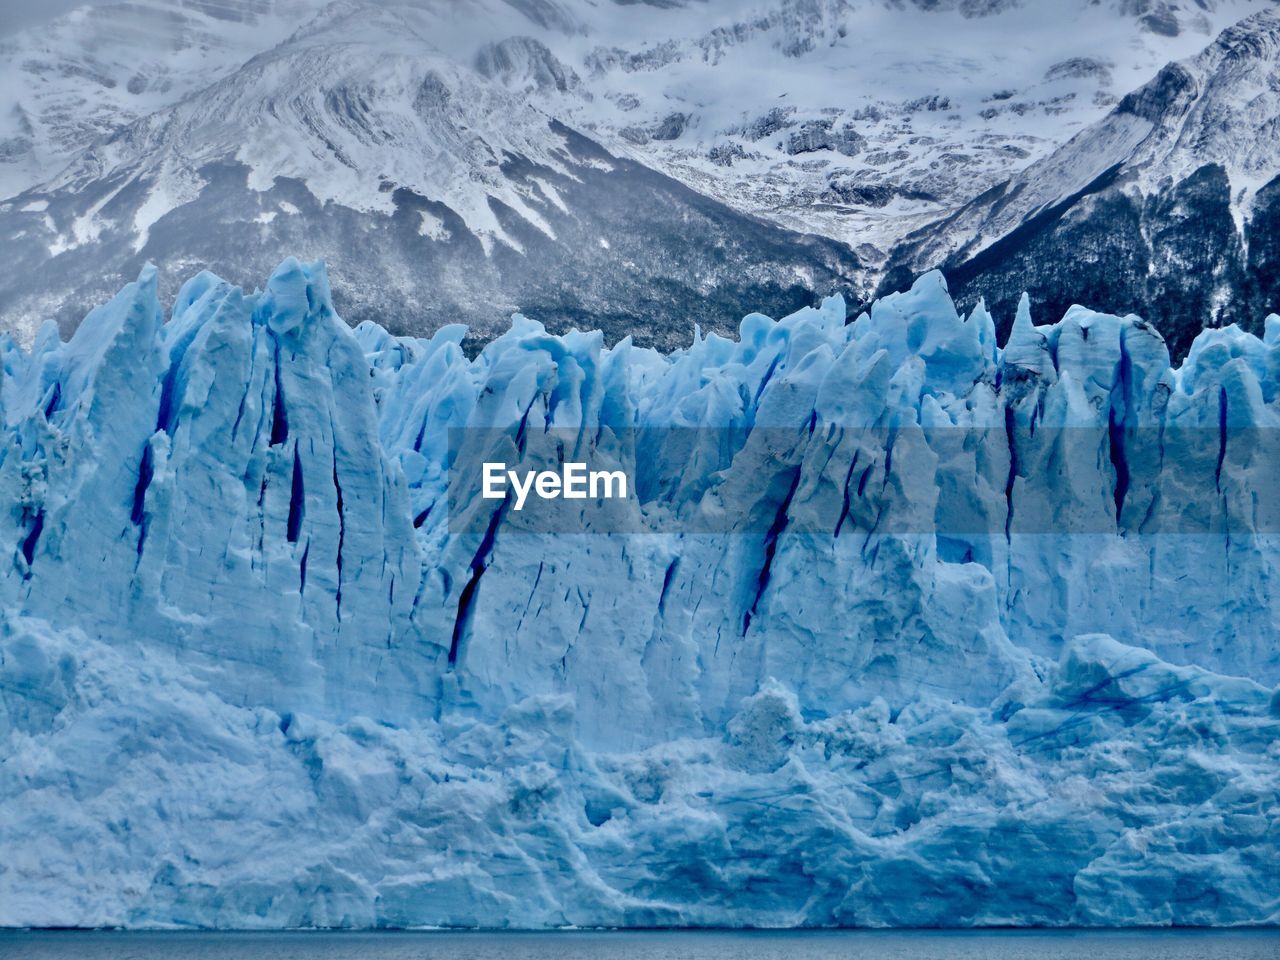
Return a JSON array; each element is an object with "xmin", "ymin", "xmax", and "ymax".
[{"xmin": 0, "ymin": 259, "xmax": 1277, "ymax": 927}]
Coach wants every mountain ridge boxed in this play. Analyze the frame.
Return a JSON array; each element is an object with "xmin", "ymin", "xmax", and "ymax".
[
  {"xmin": 2, "ymin": 0, "xmax": 1277, "ymax": 353},
  {"xmin": 879, "ymin": 9, "xmax": 1280, "ymax": 357}
]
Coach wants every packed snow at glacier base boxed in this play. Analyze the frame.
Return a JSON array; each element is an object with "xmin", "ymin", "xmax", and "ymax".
[{"xmin": 0, "ymin": 259, "xmax": 1278, "ymax": 928}]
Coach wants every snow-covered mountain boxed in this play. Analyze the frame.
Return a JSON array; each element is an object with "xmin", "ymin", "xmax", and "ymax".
[
  {"xmin": 0, "ymin": 259, "xmax": 1277, "ymax": 926},
  {"xmin": 0, "ymin": 0, "xmax": 321, "ymax": 200},
  {"xmin": 1, "ymin": 1, "xmax": 841, "ymax": 348},
  {"xmin": 4, "ymin": 0, "xmax": 1268, "ymax": 242},
  {"xmin": 0, "ymin": 1, "xmax": 864, "ymax": 352},
  {"xmin": 882, "ymin": 8, "xmax": 1280, "ymax": 358},
  {"xmin": 545, "ymin": 0, "xmax": 1275, "ymax": 258},
  {"xmin": 1, "ymin": 0, "xmax": 1276, "ymax": 349}
]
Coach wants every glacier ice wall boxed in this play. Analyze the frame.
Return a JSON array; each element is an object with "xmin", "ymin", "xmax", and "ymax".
[{"xmin": 0, "ymin": 258, "xmax": 1277, "ymax": 928}]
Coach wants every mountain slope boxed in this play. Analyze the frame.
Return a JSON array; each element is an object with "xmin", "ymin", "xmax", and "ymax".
[
  {"xmin": 499, "ymin": 0, "xmax": 1274, "ymax": 260},
  {"xmin": 0, "ymin": 0, "xmax": 325, "ymax": 200},
  {"xmin": 880, "ymin": 10, "xmax": 1280, "ymax": 358},
  {"xmin": 0, "ymin": 3, "xmax": 862, "ymax": 349},
  {"xmin": 3, "ymin": 0, "xmax": 1275, "ymax": 349}
]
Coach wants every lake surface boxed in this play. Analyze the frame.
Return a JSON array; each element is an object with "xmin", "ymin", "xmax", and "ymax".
[{"xmin": 0, "ymin": 930, "xmax": 1277, "ymax": 960}]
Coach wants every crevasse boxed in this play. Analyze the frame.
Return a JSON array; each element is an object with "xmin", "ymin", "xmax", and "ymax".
[{"xmin": 0, "ymin": 258, "xmax": 1276, "ymax": 928}]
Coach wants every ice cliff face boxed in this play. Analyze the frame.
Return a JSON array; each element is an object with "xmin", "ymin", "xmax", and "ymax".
[{"xmin": 0, "ymin": 259, "xmax": 1278, "ymax": 928}]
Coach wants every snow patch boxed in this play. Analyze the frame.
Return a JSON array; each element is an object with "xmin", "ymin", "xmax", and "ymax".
[{"xmin": 418, "ymin": 209, "xmax": 452, "ymax": 241}]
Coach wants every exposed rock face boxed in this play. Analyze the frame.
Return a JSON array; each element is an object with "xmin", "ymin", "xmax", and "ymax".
[
  {"xmin": 473, "ymin": 36, "xmax": 581, "ymax": 94},
  {"xmin": 784, "ymin": 119, "xmax": 865, "ymax": 157}
]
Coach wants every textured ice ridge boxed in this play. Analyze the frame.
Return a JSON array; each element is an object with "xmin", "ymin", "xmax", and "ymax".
[{"xmin": 0, "ymin": 258, "xmax": 1277, "ymax": 928}]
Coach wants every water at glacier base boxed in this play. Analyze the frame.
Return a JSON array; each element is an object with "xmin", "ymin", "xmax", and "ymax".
[{"xmin": 1, "ymin": 930, "xmax": 1278, "ymax": 960}]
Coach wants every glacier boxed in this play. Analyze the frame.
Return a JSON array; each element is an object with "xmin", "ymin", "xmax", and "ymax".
[{"xmin": 0, "ymin": 257, "xmax": 1278, "ymax": 928}]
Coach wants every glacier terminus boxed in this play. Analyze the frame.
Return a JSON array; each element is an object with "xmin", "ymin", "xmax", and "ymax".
[{"xmin": 0, "ymin": 258, "xmax": 1277, "ymax": 928}]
